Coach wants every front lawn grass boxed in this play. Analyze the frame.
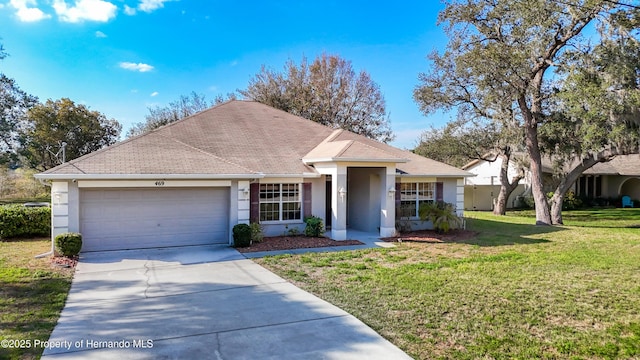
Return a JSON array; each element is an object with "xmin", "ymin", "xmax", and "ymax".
[
  {"xmin": 0, "ymin": 238, "xmax": 73, "ymax": 360},
  {"xmin": 256, "ymin": 209, "xmax": 640, "ymax": 359}
]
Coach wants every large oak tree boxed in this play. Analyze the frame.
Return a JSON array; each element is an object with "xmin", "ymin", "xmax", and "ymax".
[
  {"xmin": 541, "ymin": 26, "xmax": 640, "ymax": 223},
  {"xmin": 414, "ymin": 0, "xmax": 638, "ymax": 225}
]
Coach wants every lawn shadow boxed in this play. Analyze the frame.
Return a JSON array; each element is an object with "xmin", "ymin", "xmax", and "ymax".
[
  {"xmin": 509, "ymin": 208, "xmax": 640, "ymax": 229},
  {"xmin": 462, "ymin": 218, "xmax": 562, "ymax": 247}
]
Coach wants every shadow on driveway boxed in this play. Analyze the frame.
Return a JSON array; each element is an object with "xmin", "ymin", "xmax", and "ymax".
[{"xmin": 42, "ymin": 246, "xmax": 410, "ymax": 359}]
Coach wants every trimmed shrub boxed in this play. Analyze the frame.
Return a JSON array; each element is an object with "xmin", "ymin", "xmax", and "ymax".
[
  {"xmin": 55, "ymin": 232, "xmax": 82, "ymax": 257},
  {"xmin": 418, "ymin": 201, "xmax": 462, "ymax": 233},
  {"xmin": 562, "ymin": 191, "xmax": 583, "ymax": 210},
  {"xmin": 233, "ymin": 223, "xmax": 252, "ymax": 247},
  {"xmin": 250, "ymin": 222, "xmax": 264, "ymax": 243},
  {"xmin": 304, "ymin": 216, "xmax": 325, "ymax": 237},
  {"xmin": 0, "ymin": 204, "xmax": 51, "ymax": 239}
]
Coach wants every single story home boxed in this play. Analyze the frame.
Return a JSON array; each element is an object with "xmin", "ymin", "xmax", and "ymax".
[
  {"xmin": 35, "ymin": 100, "xmax": 471, "ymax": 252},
  {"xmin": 462, "ymin": 154, "xmax": 640, "ymax": 211}
]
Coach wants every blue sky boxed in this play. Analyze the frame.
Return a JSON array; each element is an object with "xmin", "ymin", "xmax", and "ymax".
[{"xmin": 0, "ymin": 0, "xmax": 450, "ymax": 149}]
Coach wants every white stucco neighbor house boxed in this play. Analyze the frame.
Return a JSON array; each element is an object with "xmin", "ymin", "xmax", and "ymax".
[
  {"xmin": 462, "ymin": 154, "xmax": 640, "ymax": 211},
  {"xmin": 461, "ymin": 156, "xmax": 530, "ymax": 211},
  {"xmin": 35, "ymin": 100, "xmax": 472, "ymax": 252}
]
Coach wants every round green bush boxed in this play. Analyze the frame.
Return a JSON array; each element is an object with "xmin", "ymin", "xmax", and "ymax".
[
  {"xmin": 304, "ymin": 216, "xmax": 325, "ymax": 237},
  {"xmin": 232, "ymin": 223, "xmax": 252, "ymax": 247},
  {"xmin": 55, "ymin": 232, "xmax": 83, "ymax": 257}
]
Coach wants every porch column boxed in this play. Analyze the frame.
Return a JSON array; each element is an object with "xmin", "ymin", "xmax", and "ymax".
[
  {"xmin": 331, "ymin": 164, "xmax": 348, "ymax": 240},
  {"xmin": 379, "ymin": 165, "xmax": 397, "ymax": 237}
]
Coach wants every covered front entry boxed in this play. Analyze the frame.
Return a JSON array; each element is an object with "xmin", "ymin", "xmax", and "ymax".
[
  {"xmin": 80, "ymin": 188, "xmax": 229, "ymax": 252},
  {"xmin": 314, "ymin": 162, "xmax": 399, "ymax": 240},
  {"xmin": 347, "ymin": 167, "xmax": 385, "ymax": 233}
]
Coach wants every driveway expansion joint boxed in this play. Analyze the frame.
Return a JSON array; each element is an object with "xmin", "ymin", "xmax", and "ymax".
[
  {"xmin": 213, "ymin": 332, "xmax": 224, "ymax": 360},
  {"xmin": 143, "ymin": 259, "xmax": 151, "ymax": 299},
  {"xmin": 150, "ymin": 314, "xmax": 351, "ymax": 343}
]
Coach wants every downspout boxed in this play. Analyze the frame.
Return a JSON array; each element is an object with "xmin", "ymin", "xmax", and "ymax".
[{"xmin": 35, "ymin": 178, "xmax": 55, "ymax": 258}]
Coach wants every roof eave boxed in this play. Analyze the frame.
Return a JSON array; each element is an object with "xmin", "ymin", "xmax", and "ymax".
[
  {"xmin": 260, "ymin": 173, "xmax": 322, "ymax": 178},
  {"xmin": 303, "ymin": 157, "xmax": 409, "ymax": 164},
  {"xmin": 396, "ymin": 173, "xmax": 475, "ymax": 178},
  {"xmin": 34, "ymin": 173, "xmax": 265, "ymax": 180}
]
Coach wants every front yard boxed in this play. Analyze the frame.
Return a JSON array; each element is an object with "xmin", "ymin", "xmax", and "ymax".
[
  {"xmin": 257, "ymin": 209, "xmax": 640, "ymax": 359},
  {"xmin": 0, "ymin": 238, "xmax": 72, "ymax": 360},
  {"xmin": 2, "ymin": 209, "xmax": 639, "ymax": 359}
]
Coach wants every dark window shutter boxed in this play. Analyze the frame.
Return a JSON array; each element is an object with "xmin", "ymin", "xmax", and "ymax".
[
  {"xmin": 436, "ymin": 182, "xmax": 444, "ymax": 202},
  {"xmin": 303, "ymin": 183, "xmax": 312, "ymax": 219},
  {"xmin": 250, "ymin": 183, "xmax": 260, "ymax": 223}
]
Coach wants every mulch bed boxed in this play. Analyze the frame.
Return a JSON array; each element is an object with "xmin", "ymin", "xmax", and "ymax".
[
  {"xmin": 382, "ymin": 229, "xmax": 478, "ymax": 243},
  {"xmin": 51, "ymin": 255, "xmax": 78, "ymax": 269},
  {"xmin": 236, "ymin": 236, "xmax": 364, "ymax": 253}
]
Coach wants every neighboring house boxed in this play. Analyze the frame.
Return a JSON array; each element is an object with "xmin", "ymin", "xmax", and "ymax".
[
  {"xmin": 461, "ymin": 155, "xmax": 529, "ymax": 211},
  {"xmin": 578, "ymin": 156, "xmax": 640, "ymax": 202},
  {"xmin": 35, "ymin": 100, "xmax": 472, "ymax": 252},
  {"xmin": 462, "ymin": 154, "xmax": 640, "ymax": 211}
]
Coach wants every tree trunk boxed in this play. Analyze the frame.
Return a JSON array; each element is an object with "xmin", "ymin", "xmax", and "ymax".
[
  {"xmin": 524, "ymin": 122, "xmax": 551, "ymax": 225},
  {"xmin": 493, "ymin": 152, "xmax": 524, "ymax": 216},
  {"xmin": 518, "ymin": 86, "xmax": 551, "ymax": 226},
  {"xmin": 550, "ymin": 193, "xmax": 565, "ymax": 225},
  {"xmin": 493, "ymin": 186, "xmax": 509, "ymax": 216},
  {"xmin": 549, "ymin": 153, "xmax": 612, "ymax": 224}
]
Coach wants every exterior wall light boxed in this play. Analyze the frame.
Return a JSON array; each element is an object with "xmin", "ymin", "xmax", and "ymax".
[
  {"xmin": 53, "ymin": 192, "xmax": 61, "ymax": 205},
  {"xmin": 388, "ymin": 187, "xmax": 396, "ymax": 198},
  {"xmin": 339, "ymin": 187, "xmax": 347, "ymax": 202}
]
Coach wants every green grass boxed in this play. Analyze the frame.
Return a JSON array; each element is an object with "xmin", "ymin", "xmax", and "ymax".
[
  {"xmin": 256, "ymin": 209, "xmax": 640, "ymax": 359},
  {"xmin": 0, "ymin": 238, "xmax": 73, "ymax": 360}
]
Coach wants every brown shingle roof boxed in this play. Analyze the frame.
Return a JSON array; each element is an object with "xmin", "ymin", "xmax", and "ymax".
[
  {"xmin": 584, "ymin": 155, "xmax": 640, "ymax": 176},
  {"xmin": 39, "ymin": 100, "xmax": 471, "ymax": 178},
  {"xmin": 331, "ymin": 130, "xmax": 470, "ymax": 177}
]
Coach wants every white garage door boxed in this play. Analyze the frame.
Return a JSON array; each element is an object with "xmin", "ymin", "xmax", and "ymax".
[{"xmin": 80, "ymin": 188, "xmax": 229, "ymax": 252}]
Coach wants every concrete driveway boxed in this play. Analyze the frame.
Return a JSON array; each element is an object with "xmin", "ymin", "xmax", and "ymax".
[{"xmin": 42, "ymin": 245, "xmax": 411, "ymax": 359}]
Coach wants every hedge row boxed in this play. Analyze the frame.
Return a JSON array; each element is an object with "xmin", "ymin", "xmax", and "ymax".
[{"xmin": 0, "ymin": 205, "xmax": 51, "ymax": 239}]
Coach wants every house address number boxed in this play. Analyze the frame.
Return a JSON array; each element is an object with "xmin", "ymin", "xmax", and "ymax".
[{"xmin": 155, "ymin": 181, "xmax": 165, "ymax": 186}]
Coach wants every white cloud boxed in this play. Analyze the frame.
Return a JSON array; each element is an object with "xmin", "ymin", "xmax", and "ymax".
[
  {"xmin": 138, "ymin": 0, "xmax": 170, "ymax": 13},
  {"xmin": 119, "ymin": 62, "xmax": 154, "ymax": 72},
  {"xmin": 150, "ymin": 91, "xmax": 159, "ymax": 97},
  {"xmin": 123, "ymin": 4, "xmax": 136, "ymax": 15},
  {"xmin": 10, "ymin": 0, "xmax": 51, "ymax": 22},
  {"xmin": 53, "ymin": 0, "xmax": 117, "ymax": 23},
  {"xmin": 95, "ymin": 30, "xmax": 107, "ymax": 38}
]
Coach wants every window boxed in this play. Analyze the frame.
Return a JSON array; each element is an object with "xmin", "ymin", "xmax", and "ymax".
[
  {"xmin": 259, "ymin": 183, "xmax": 301, "ymax": 222},
  {"xmin": 399, "ymin": 182, "xmax": 435, "ymax": 217}
]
